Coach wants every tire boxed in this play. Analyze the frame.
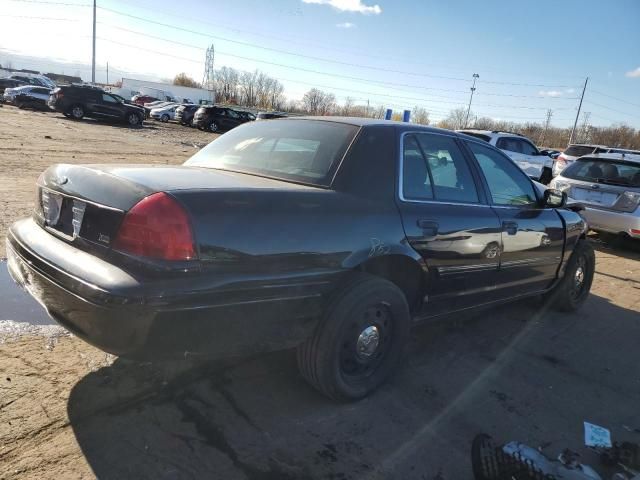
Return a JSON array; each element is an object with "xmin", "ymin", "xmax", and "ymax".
[
  {"xmin": 161, "ymin": 114, "xmax": 169, "ymax": 123},
  {"xmin": 481, "ymin": 242, "xmax": 501, "ymax": 259},
  {"xmin": 69, "ymin": 104, "xmax": 84, "ymax": 120},
  {"xmin": 546, "ymin": 240, "xmax": 595, "ymax": 312},
  {"xmin": 208, "ymin": 121, "xmax": 219, "ymax": 133},
  {"xmin": 127, "ymin": 112, "xmax": 142, "ymax": 127},
  {"xmin": 297, "ymin": 273, "xmax": 410, "ymax": 401}
]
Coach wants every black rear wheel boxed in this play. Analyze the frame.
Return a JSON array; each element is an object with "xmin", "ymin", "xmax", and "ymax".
[
  {"xmin": 297, "ymin": 273, "xmax": 410, "ymax": 401},
  {"xmin": 69, "ymin": 104, "xmax": 84, "ymax": 120},
  {"xmin": 208, "ymin": 121, "xmax": 219, "ymax": 133}
]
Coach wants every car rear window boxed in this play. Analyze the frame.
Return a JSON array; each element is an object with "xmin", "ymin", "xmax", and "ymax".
[
  {"xmin": 562, "ymin": 158, "xmax": 640, "ymax": 187},
  {"xmin": 564, "ymin": 145, "xmax": 597, "ymax": 157},
  {"xmin": 184, "ymin": 119, "xmax": 359, "ymax": 186}
]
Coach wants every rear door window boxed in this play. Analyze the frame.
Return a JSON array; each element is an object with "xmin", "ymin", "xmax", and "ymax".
[
  {"xmin": 496, "ymin": 137, "xmax": 520, "ymax": 153},
  {"xmin": 402, "ymin": 133, "xmax": 479, "ymax": 203}
]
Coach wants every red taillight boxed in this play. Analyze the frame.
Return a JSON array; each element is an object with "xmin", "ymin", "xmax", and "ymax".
[{"xmin": 113, "ymin": 192, "xmax": 197, "ymax": 261}]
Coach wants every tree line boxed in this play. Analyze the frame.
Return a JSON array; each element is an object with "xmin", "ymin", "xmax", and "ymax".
[{"xmin": 172, "ymin": 71, "xmax": 639, "ymax": 149}]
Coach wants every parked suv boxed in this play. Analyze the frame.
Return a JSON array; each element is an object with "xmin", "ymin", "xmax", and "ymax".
[
  {"xmin": 193, "ymin": 106, "xmax": 254, "ymax": 132},
  {"xmin": 458, "ymin": 129, "xmax": 554, "ymax": 184},
  {"xmin": 49, "ymin": 85, "xmax": 146, "ymax": 126},
  {"xmin": 175, "ymin": 104, "xmax": 199, "ymax": 126}
]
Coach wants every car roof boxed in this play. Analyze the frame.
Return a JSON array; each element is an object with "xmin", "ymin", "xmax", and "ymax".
[
  {"xmin": 290, "ymin": 116, "xmax": 458, "ymax": 134},
  {"xmin": 458, "ymin": 129, "xmax": 523, "ymax": 138},
  {"xmin": 580, "ymin": 153, "xmax": 640, "ymax": 163}
]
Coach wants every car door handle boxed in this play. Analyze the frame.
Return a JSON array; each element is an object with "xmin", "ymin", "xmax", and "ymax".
[
  {"xmin": 417, "ymin": 219, "xmax": 439, "ymax": 236},
  {"xmin": 502, "ymin": 221, "xmax": 518, "ymax": 235}
]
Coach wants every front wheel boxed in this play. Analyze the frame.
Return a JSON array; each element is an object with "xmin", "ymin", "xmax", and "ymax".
[
  {"xmin": 297, "ymin": 273, "xmax": 410, "ymax": 401},
  {"xmin": 127, "ymin": 112, "xmax": 142, "ymax": 127},
  {"xmin": 161, "ymin": 114, "xmax": 169, "ymax": 123},
  {"xmin": 208, "ymin": 121, "xmax": 219, "ymax": 133},
  {"xmin": 545, "ymin": 240, "xmax": 595, "ymax": 312}
]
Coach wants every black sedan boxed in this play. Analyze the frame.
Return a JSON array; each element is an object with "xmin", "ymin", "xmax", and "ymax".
[{"xmin": 6, "ymin": 118, "xmax": 594, "ymax": 400}]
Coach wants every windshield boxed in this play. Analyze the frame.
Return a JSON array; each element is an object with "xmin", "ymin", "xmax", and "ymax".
[
  {"xmin": 184, "ymin": 119, "xmax": 358, "ymax": 185},
  {"xmin": 562, "ymin": 157, "xmax": 640, "ymax": 187}
]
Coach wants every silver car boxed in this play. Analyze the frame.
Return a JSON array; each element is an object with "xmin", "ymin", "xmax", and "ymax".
[{"xmin": 550, "ymin": 153, "xmax": 640, "ymax": 239}]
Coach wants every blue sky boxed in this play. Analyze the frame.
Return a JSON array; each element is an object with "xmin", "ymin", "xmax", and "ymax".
[{"xmin": 1, "ymin": 0, "xmax": 639, "ymax": 127}]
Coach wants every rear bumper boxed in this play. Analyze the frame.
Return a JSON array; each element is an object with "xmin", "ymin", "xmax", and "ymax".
[
  {"xmin": 581, "ymin": 206, "xmax": 640, "ymax": 238},
  {"xmin": 7, "ymin": 218, "xmax": 327, "ymax": 359}
]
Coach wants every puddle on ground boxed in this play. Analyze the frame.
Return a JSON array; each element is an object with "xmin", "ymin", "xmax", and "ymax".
[{"xmin": 0, "ymin": 260, "xmax": 56, "ymax": 326}]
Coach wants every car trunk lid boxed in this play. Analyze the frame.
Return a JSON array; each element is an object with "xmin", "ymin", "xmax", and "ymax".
[{"xmin": 36, "ymin": 163, "xmax": 316, "ymax": 248}]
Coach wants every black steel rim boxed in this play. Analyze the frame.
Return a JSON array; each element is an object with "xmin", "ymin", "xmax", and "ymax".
[
  {"xmin": 570, "ymin": 254, "xmax": 588, "ymax": 301},
  {"xmin": 339, "ymin": 303, "xmax": 392, "ymax": 379}
]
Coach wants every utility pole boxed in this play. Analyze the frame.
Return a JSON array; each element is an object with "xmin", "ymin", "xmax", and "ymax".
[
  {"xmin": 106, "ymin": 61, "xmax": 108, "ymax": 84},
  {"xmin": 91, "ymin": 0, "xmax": 96, "ymax": 84},
  {"xmin": 540, "ymin": 109, "xmax": 553, "ymax": 145},
  {"xmin": 366, "ymin": 99, "xmax": 370, "ymax": 117},
  {"xmin": 465, "ymin": 73, "xmax": 479, "ymax": 128},
  {"xmin": 569, "ymin": 77, "xmax": 588, "ymax": 145}
]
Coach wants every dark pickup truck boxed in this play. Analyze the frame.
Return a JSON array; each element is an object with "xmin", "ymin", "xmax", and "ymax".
[{"xmin": 6, "ymin": 117, "xmax": 594, "ymax": 400}]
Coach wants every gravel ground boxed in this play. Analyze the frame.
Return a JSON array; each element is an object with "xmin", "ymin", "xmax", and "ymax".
[{"xmin": 1, "ymin": 104, "xmax": 639, "ymax": 480}]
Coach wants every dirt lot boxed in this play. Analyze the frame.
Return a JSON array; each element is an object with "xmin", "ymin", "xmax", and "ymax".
[
  {"xmin": 0, "ymin": 105, "xmax": 217, "ymax": 258},
  {"xmin": 1, "ymin": 105, "xmax": 640, "ymax": 479}
]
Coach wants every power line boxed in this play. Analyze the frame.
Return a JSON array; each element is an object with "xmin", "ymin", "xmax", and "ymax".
[
  {"xmin": 590, "ymin": 89, "xmax": 640, "ymax": 109},
  {"xmin": 583, "ymin": 99, "xmax": 638, "ymax": 118},
  {"xmin": 104, "ymin": 20, "xmax": 578, "ymax": 100},
  {"xmin": 3, "ymin": 6, "xmax": 583, "ymax": 96},
  {"xmin": 95, "ymin": 5, "xmax": 578, "ymax": 89},
  {"xmin": 94, "ymin": 33, "xmax": 574, "ymax": 111},
  {"xmin": 103, "ymin": 0, "xmax": 588, "ymax": 82}
]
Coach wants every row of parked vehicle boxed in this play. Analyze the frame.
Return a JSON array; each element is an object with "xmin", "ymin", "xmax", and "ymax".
[{"xmin": 145, "ymin": 100, "xmax": 286, "ymax": 133}]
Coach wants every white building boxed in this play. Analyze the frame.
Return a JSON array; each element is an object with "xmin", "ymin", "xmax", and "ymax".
[{"xmin": 108, "ymin": 77, "xmax": 216, "ymax": 104}]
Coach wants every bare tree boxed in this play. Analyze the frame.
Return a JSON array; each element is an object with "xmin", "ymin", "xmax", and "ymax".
[
  {"xmin": 341, "ymin": 97, "xmax": 354, "ymax": 116},
  {"xmin": 411, "ymin": 106, "xmax": 430, "ymax": 125},
  {"xmin": 438, "ymin": 107, "xmax": 470, "ymax": 130},
  {"xmin": 215, "ymin": 66, "xmax": 239, "ymax": 103},
  {"xmin": 239, "ymin": 70, "xmax": 259, "ymax": 106},
  {"xmin": 301, "ymin": 88, "xmax": 336, "ymax": 115}
]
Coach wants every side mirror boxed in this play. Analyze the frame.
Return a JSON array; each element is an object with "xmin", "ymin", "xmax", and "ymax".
[{"xmin": 543, "ymin": 188, "xmax": 567, "ymax": 208}]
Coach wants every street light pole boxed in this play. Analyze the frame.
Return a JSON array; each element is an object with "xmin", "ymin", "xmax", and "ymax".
[
  {"xmin": 465, "ymin": 73, "xmax": 479, "ymax": 128},
  {"xmin": 91, "ymin": 0, "xmax": 96, "ymax": 84}
]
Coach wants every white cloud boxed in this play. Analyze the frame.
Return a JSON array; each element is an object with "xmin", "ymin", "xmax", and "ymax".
[
  {"xmin": 538, "ymin": 90, "xmax": 563, "ymax": 97},
  {"xmin": 336, "ymin": 22, "xmax": 356, "ymax": 28},
  {"xmin": 625, "ymin": 67, "xmax": 640, "ymax": 78},
  {"xmin": 302, "ymin": 0, "xmax": 382, "ymax": 15}
]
